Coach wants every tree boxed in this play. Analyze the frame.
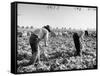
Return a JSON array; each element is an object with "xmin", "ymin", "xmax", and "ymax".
[
  {"xmin": 21, "ymin": 26, "xmax": 24, "ymax": 29},
  {"xmin": 30, "ymin": 26, "xmax": 34, "ymax": 29},
  {"xmin": 17, "ymin": 25, "xmax": 20, "ymax": 28},
  {"xmin": 26, "ymin": 26, "xmax": 29, "ymax": 29}
]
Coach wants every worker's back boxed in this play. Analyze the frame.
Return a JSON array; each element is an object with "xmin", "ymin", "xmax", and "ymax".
[{"xmin": 32, "ymin": 28, "xmax": 48, "ymax": 41}]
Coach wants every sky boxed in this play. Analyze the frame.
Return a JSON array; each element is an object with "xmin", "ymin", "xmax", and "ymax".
[{"xmin": 18, "ymin": 3, "xmax": 96, "ymax": 30}]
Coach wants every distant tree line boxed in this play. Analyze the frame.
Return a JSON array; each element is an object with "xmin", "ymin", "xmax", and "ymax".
[{"xmin": 18, "ymin": 25, "xmax": 34, "ymax": 29}]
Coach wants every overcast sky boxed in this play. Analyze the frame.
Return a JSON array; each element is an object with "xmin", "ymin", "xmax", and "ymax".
[{"xmin": 18, "ymin": 3, "xmax": 96, "ymax": 30}]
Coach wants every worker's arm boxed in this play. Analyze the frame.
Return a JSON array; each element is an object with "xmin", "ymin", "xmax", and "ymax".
[{"xmin": 44, "ymin": 31, "xmax": 49, "ymax": 47}]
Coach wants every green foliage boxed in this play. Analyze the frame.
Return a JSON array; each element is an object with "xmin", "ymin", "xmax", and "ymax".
[{"xmin": 17, "ymin": 29, "xmax": 96, "ymax": 73}]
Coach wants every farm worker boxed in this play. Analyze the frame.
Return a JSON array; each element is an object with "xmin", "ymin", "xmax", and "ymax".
[
  {"xmin": 21, "ymin": 25, "xmax": 52, "ymax": 66},
  {"xmin": 73, "ymin": 32, "xmax": 81, "ymax": 56}
]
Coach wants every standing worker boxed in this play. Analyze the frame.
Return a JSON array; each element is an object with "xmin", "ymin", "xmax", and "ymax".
[{"xmin": 73, "ymin": 32, "xmax": 81, "ymax": 56}]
